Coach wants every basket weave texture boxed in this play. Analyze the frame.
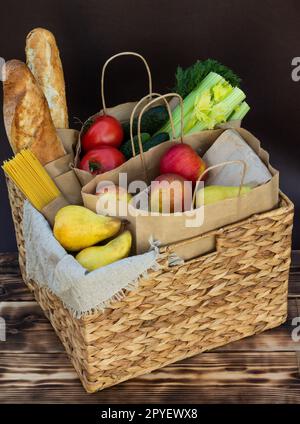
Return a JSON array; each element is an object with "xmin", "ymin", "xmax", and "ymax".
[{"xmin": 6, "ymin": 178, "xmax": 294, "ymax": 393}]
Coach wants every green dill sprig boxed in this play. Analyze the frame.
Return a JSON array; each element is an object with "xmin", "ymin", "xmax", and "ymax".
[{"xmin": 174, "ymin": 59, "xmax": 242, "ymax": 98}]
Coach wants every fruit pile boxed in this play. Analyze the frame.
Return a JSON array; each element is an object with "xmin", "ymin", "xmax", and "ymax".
[
  {"xmin": 150, "ymin": 143, "xmax": 207, "ymax": 213},
  {"xmin": 53, "ymin": 205, "xmax": 132, "ymax": 271},
  {"xmin": 146, "ymin": 142, "xmax": 251, "ymax": 213}
]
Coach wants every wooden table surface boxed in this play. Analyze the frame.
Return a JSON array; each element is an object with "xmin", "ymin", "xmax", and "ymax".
[{"xmin": 0, "ymin": 251, "xmax": 300, "ymax": 404}]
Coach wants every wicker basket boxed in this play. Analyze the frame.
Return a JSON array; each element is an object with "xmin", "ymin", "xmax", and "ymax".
[{"xmin": 6, "ymin": 178, "xmax": 294, "ymax": 393}]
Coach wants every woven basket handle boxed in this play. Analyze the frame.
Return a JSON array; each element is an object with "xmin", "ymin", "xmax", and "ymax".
[
  {"xmin": 129, "ymin": 93, "xmax": 176, "ymax": 157},
  {"xmin": 101, "ymin": 52, "xmax": 152, "ymax": 113},
  {"xmin": 136, "ymin": 93, "xmax": 184, "ymax": 183},
  {"xmin": 192, "ymin": 160, "xmax": 247, "ymax": 207}
]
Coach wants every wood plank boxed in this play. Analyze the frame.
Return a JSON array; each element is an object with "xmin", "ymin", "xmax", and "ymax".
[
  {"xmin": 289, "ymin": 272, "xmax": 300, "ymax": 296},
  {"xmin": 0, "ymin": 302, "xmax": 63, "ymax": 353},
  {"xmin": 292, "ymin": 251, "xmax": 300, "ymax": 269},
  {"xmin": 0, "ymin": 252, "xmax": 34, "ymax": 301},
  {"xmin": 3, "ymin": 385, "xmax": 300, "ymax": 404},
  {"xmin": 0, "ymin": 274, "xmax": 34, "ymax": 302},
  {"xmin": 0, "ymin": 252, "xmax": 300, "ymax": 403},
  {"xmin": 0, "ymin": 252, "xmax": 19, "ymax": 273},
  {"xmin": 287, "ymin": 249, "xmax": 299, "ymax": 295},
  {"xmin": 0, "ymin": 352, "xmax": 299, "ymax": 404},
  {"xmin": 0, "ymin": 300, "xmax": 299, "ymax": 354}
]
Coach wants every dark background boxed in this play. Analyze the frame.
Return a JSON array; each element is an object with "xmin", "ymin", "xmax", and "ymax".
[{"xmin": 0, "ymin": 0, "xmax": 299, "ymax": 251}]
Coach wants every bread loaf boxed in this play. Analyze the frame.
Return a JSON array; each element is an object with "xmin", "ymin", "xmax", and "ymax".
[
  {"xmin": 3, "ymin": 59, "xmax": 66, "ymax": 164},
  {"xmin": 26, "ymin": 27, "xmax": 68, "ymax": 128}
]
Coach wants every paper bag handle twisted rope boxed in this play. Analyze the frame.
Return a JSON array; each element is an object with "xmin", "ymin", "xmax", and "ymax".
[
  {"xmin": 101, "ymin": 52, "xmax": 152, "ymax": 113},
  {"xmin": 192, "ymin": 160, "xmax": 247, "ymax": 208},
  {"xmin": 136, "ymin": 93, "xmax": 184, "ymax": 183},
  {"xmin": 129, "ymin": 92, "xmax": 175, "ymax": 157}
]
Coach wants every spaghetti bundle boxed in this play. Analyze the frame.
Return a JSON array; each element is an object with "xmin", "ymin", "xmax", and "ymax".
[{"xmin": 2, "ymin": 150, "xmax": 61, "ymax": 211}]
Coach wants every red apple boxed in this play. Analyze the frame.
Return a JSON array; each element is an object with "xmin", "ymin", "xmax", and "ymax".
[
  {"xmin": 159, "ymin": 144, "xmax": 207, "ymax": 184},
  {"xmin": 150, "ymin": 173, "xmax": 193, "ymax": 213}
]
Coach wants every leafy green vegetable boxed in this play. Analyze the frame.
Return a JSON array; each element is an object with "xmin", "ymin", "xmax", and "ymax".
[
  {"xmin": 160, "ymin": 72, "xmax": 223, "ymax": 137},
  {"xmin": 159, "ymin": 72, "xmax": 247, "ymax": 137},
  {"xmin": 174, "ymin": 59, "xmax": 241, "ymax": 98},
  {"xmin": 229, "ymin": 101, "xmax": 250, "ymax": 120},
  {"xmin": 186, "ymin": 86, "xmax": 246, "ymax": 135},
  {"xmin": 184, "ymin": 79, "xmax": 234, "ymax": 132}
]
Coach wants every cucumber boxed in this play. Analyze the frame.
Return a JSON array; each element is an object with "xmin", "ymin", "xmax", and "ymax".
[
  {"xmin": 143, "ymin": 132, "xmax": 169, "ymax": 153},
  {"xmin": 122, "ymin": 105, "xmax": 169, "ymax": 139},
  {"xmin": 120, "ymin": 133, "xmax": 151, "ymax": 160},
  {"xmin": 120, "ymin": 132, "xmax": 169, "ymax": 160}
]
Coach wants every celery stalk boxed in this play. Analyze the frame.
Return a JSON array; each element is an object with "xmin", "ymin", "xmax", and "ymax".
[
  {"xmin": 185, "ymin": 87, "xmax": 246, "ymax": 135},
  {"xmin": 229, "ymin": 101, "xmax": 250, "ymax": 120},
  {"xmin": 220, "ymin": 87, "xmax": 246, "ymax": 118},
  {"xmin": 160, "ymin": 72, "xmax": 224, "ymax": 137}
]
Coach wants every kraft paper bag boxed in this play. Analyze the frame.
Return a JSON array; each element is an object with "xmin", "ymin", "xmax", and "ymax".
[
  {"xmin": 41, "ymin": 195, "xmax": 69, "ymax": 227},
  {"xmin": 74, "ymin": 51, "xmax": 155, "ymax": 186},
  {"xmin": 72, "ymin": 49, "xmax": 242, "ymax": 189},
  {"xmin": 72, "ymin": 98, "xmax": 142, "ymax": 187},
  {"xmin": 46, "ymin": 50, "xmax": 244, "ymax": 210},
  {"xmin": 44, "ymin": 129, "xmax": 83, "ymax": 205},
  {"xmin": 73, "ymin": 97, "xmax": 172, "ymax": 186},
  {"xmin": 82, "ymin": 127, "xmax": 279, "ymax": 257},
  {"xmin": 31, "ymin": 128, "xmax": 85, "ymax": 226}
]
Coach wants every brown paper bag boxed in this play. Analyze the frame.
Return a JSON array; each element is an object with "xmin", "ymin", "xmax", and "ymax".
[
  {"xmin": 72, "ymin": 52, "xmax": 242, "ymax": 188},
  {"xmin": 44, "ymin": 129, "xmax": 83, "ymax": 205},
  {"xmin": 41, "ymin": 195, "xmax": 69, "ymax": 227},
  {"xmin": 74, "ymin": 51, "xmax": 155, "ymax": 186},
  {"xmin": 82, "ymin": 92, "xmax": 279, "ymax": 257},
  {"xmin": 14, "ymin": 129, "xmax": 83, "ymax": 227}
]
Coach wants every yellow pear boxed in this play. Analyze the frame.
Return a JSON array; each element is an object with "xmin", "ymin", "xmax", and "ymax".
[
  {"xmin": 195, "ymin": 185, "xmax": 252, "ymax": 206},
  {"xmin": 76, "ymin": 230, "xmax": 132, "ymax": 271},
  {"xmin": 53, "ymin": 205, "xmax": 121, "ymax": 251}
]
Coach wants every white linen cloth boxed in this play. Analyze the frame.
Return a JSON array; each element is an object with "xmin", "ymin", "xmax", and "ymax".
[{"xmin": 23, "ymin": 201, "xmax": 160, "ymax": 317}]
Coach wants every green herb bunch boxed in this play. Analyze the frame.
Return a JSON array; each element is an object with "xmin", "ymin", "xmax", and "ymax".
[{"xmin": 175, "ymin": 59, "xmax": 242, "ymax": 98}]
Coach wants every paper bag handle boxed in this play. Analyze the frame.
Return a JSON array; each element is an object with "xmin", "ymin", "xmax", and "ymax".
[
  {"xmin": 137, "ymin": 93, "xmax": 184, "ymax": 183},
  {"xmin": 192, "ymin": 160, "xmax": 247, "ymax": 207},
  {"xmin": 129, "ymin": 92, "xmax": 176, "ymax": 157},
  {"xmin": 101, "ymin": 52, "xmax": 152, "ymax": 113}
]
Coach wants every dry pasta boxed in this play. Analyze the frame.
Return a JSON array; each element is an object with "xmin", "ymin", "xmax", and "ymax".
[{"xmin": 2, "ymin": 150, "xmax": 60, "ymax": 210}]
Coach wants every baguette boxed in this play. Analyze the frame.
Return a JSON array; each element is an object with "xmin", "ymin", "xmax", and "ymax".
[
  {"xmin": 26, "ymin": 27, "xmax": 68, "ymax": 128},
  {"xmin": 3, "ymin": 59, "xmax": 66, "ymax": 164}
]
